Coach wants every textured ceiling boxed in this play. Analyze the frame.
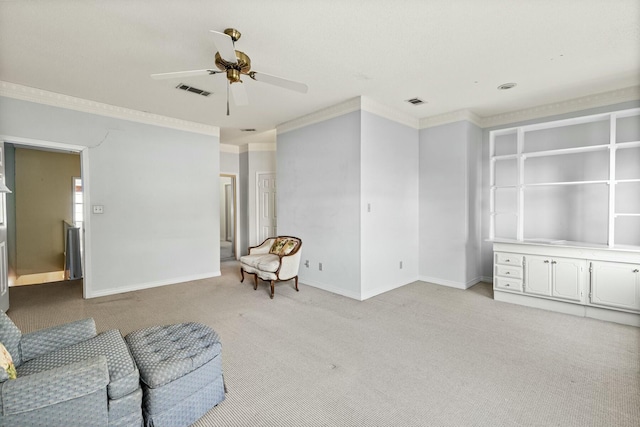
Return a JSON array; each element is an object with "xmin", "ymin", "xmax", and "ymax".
[{"xmin": 1, "ymin": 0, "xmax": 638, "ymax": 143}]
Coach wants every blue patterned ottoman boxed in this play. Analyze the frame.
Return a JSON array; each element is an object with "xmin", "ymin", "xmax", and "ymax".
[{"xmin": 125, "ymin": 323, "xmax": 225, "ymax": 427}]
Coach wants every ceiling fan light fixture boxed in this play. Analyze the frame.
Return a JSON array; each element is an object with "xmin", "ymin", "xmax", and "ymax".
[
  {"xmin": 226, "ymin": 68, "xmax": 242, "ymax": 83},
  {"xmin": 152, "ymin": 27, "xmax": 308, "ymax": 115},
  {"xmin": 497, "ymin": 82, "xmax": 517, "ymax": 90},
  {"xmin": 224, "ymin": 28, "xmax": 241, "ymax": 42}
]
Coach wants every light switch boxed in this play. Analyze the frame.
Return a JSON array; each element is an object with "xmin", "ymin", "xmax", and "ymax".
[{"xmin": 92, "ymin": 205, "xmax": 104, "ymax": 214}]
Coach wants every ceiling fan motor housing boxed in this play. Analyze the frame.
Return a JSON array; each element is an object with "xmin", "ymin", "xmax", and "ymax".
[{"xmin": 215, "ymin": 50, "xmax": 251, "ymax": 83}]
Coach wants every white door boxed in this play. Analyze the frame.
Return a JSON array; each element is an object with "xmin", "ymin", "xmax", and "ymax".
[
  {"xmin": 524, "ymin": 255, "xmax": 552, "ymax": 296},
  {"xmin": 257, "ymin": 173, "xmax": 276, "ymax": 243},
  {"xmin": 551, "ymin": 258, "xmax": 585, "ymax": 302},
  {"xmin": 0, "ymin": 143, "xmax": 9, "ymax": 312},
  {"xmin": 591, "ymin": 261, "xmax": 640, "ymax": 312}
]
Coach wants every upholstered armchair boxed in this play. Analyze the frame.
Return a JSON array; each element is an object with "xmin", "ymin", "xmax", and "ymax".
[
  {"xmin": 0, "ymin": 311, "xmax": 142, "ymax": 427},
  {"xmin": 240, "ymin": 236, "xmax": 302, "ymax": 299}
]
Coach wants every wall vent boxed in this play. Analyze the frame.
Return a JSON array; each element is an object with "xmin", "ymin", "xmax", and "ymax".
[
  {"xmin": 176, "ymin": 83, "xmax": 211, "ymax": 97},
  {"xmin": 240, "ymin": 128, "xmax": 256, "ymax": 132},
  {"xmin": 406, "ymin": 97, "xmax": 425, "ymax": 105}
]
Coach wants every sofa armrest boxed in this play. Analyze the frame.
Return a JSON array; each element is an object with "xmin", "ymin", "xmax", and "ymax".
[
  {"xmin": 20, "ymin": 318, "xmax": 97, "ymax": 362},
  {"xmin": 248, "ymin": 238, "xmax": 274, "ymax": 255},
  {"xmin": 278, "ymin": 251, "xmax": 302, "ymax": 280},
  {"xmin": 1, "ymin": 355, "xmax": 109, "ymax": 416}
]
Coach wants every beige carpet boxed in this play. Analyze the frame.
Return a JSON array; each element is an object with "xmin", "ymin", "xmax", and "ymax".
[{"xmin": 6, "ymin": 261, "xmax": 640, "ymax": 426}]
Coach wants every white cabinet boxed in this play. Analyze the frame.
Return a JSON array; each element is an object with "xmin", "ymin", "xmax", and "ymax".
[
  {"xmin": 590, "ymin": 261, "xmax": 640, "ymax": 312},
  {"xmin": 492, "ymin": 242, "xmax": 640, "ymax": 326},
  {"xmin": 523, "ymin": 255, "xmax": 585, "ymax": 302},
  {"xmin": 523, "ymin": 255, "xmax": 552, "ymax": 297},
  {"xmin": 493, "ymin": 252, "xmax": 523, "ymax": 292}
]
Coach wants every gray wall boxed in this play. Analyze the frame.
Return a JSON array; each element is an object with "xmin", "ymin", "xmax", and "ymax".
[
  {"xmin": 360, "ymin": 111, "xmax": 419, "ymax": 298},
  {"xmin": 419, "ymin": 120, "xmax": 482, "ymax": 288},
  {"xmin": 277, "ymin": 111, "xmax": 362, "ymax": 298},
  {"xmin": 239, "ymin": 152, "xmax": 249, "ymax": 256},
  {"xmin": 0, "ymin": 96, "xmax": 220, "ymax": 297},
  {"xmin": 220, "ymin": 151, "xmax": 239, "ymax": 174}
]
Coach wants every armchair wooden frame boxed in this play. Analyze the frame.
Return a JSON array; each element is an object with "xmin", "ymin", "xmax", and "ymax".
[{"xmin": 240, "ymin": 236, "xmax": 303, "ymax": 299}]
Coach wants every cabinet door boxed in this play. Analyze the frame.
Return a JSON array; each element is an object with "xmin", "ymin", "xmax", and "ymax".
[
  {"xmin": 524, "ymin": 255, "xmax": 552, "ymax": 296},
  {"xmin": 552, "ymin": 258, "xmax": 585, "ymax": 302},
  {"xmin": 591, "ymin": 261, "xmax": 640, "ymax": 312}
]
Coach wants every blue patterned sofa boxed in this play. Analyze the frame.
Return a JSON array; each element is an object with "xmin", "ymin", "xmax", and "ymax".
[{"xmin": 0, "ymin": 311, "xmax": 143, "ymax": 427}]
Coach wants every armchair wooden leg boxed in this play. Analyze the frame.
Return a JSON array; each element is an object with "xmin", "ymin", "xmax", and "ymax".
[
  {"xmin": 254, "ymin": 274, "xmax": 258, "ymax": 290},
  {"xmin": 270, "ymin": 281, "xmax": 275, "ymax": 299},
  {"xmin": 294, "ymin": 276, "xmax": 299, "ymax": 292},
  {"xmin": 240, "ymin": 268, "xmax": 245, "ymax": 283}
]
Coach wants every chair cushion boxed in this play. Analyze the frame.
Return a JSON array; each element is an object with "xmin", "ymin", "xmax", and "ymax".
[
  {"xmin": 125, "ymin": 323, "xmax": 221, "ymax": 389},
  {"xmin": 16, "ymin": 329, "xmax": 139, "ymax": 400},
  {"xmin": 240, "ymin": 253, "xmax": 280, "ymax": 273}
]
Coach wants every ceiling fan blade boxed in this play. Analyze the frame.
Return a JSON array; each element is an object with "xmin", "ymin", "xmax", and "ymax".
[
  {"xmin": 230, "ymin": 82, "xmax": 249, "ymax": 106},
  {"xmin": 151, "ymin": 69, "xmax": 219, "ymax": 80},
  {"xmin": 249, "ymin": 71, "xmax": 308, "ymax": 93},
  {"xmin": 210, "ymin": 30, "xmax": 237, "ymax": 64}
]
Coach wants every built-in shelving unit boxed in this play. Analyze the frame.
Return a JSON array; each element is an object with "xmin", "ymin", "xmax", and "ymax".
[{"xmin": 490, "ymin": 108, "xmax": 640, "ymax": 248}]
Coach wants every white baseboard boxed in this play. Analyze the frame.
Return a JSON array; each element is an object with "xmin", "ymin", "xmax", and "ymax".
[
  {"xmin": 360, "ymin": 279, "xmax": 417, "ymax": 301},
  {"xmin": 418, "ymin": 275, "xmax": 482, "ymax": 290},
  {"xmin": 299, "ymin": 279, "xmax": 362, "ymax": 301},
  {"xmin": 494, "ymin": 290, "xmax": 640, "ymax": 327},
  {"xmin": 86, "ymin": 271, "xmax": 222, "ymax": 298}
]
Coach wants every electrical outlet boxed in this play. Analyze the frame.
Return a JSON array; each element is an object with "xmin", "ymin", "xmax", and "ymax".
[
  {"xmin": 319, "ymin": 262, "xmax": 323, "ymax": 271},
  {"xmin": 92, "ymin": 205, "xmax": 104, "ymax": 214},
  {"xmin": 304, "ymin": 260, "xmax": 309, "ymax": 268}
]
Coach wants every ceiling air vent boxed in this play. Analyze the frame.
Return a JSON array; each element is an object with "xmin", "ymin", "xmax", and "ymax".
[
  {"xmin": 406, "ymin": 97, "xmax": 425, "ymax": 105},
  {"xmin": 241, "ymin": 128, "xmax": 256, "ymax": 132},
  {"xmin": 176, "ymin": 83, "xmax": 211, "ymax": 97}
]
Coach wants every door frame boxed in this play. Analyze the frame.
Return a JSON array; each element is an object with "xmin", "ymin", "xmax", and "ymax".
[
  {"xmin": 0, "ymin": 135, "xmax": 91, "ymax": 299},
  {"xmin": 220, "ymin": 173, "xmax": 239, "ymax": 260}
]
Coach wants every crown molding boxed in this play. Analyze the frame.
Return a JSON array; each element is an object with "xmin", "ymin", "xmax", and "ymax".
[
  {"xmin": 239, "ymin": 142, "xmax": 277, "ymax": 153},
  {"xmin": 478, "ymin": 86, "xmax": 640, "ymax": 128},
  {"xmin": 220, "ymin": 144, "xmax": 240, "ymax": 154},
  {"xmin": 277, "ymin": 97, "xmax": 361, "ymax": 134},
  {"xmin": 420, "ymin": 109, "xmax": 483, "ymax": 129},
  {"xmin": 278, "ymin": 96, "xmax": 420, "ymax": 134},
  {"xmin": 360, "ymin": 97, "xmax": 419, "ymax": 129},
  {"xmin": 0, "ymin": 81, "xmax": 220, "ymax": 137}
]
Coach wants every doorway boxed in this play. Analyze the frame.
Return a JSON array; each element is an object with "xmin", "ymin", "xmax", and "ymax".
[
  {"xmin": 220, "ymin": 174, "xmax": 237, "ymax": 260},
  {"xmin": 9, "ymin": 145, "xmax": 83, "ymax": 286}
]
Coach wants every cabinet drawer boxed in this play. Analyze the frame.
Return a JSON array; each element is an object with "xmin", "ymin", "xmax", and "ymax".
[
  {"xmin": 495, "ymin": 265, "xmax": 523, "ymax": 279},
  {"xmin": 495, "ymin": 252, "xmax": 523, "ymax": 267},
  {"xmin": 495, "ymin": 277, "xmax": 523, "ymax": 292}
]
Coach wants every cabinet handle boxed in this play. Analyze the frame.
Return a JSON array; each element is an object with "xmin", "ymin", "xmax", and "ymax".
[
  {"xmin": 505, "ymin": 283, "xmax": 510, "ymax": 287},
  {"xmin": 505, "ymin": 259, "xmax": 510, "ymax": 262},
  {"xmin": 634, "ymin": 269, "xmax": 639, "ymax": 273},
  {"xmin": 544, "ymin": 260, "xmax": 550, "ymax": 263},
  {"xmin": 505, "ymin": 272, "xmax": 510, "ymax": 275},
  {"xmin": 551, "ymin": 261, "xmax": 557, "ymax": 264}
]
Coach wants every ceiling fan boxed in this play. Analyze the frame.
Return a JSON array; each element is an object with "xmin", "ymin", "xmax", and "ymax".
[{"xmin": 151, "ymin": 28, "xmax": 308, "ymax": 115}]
